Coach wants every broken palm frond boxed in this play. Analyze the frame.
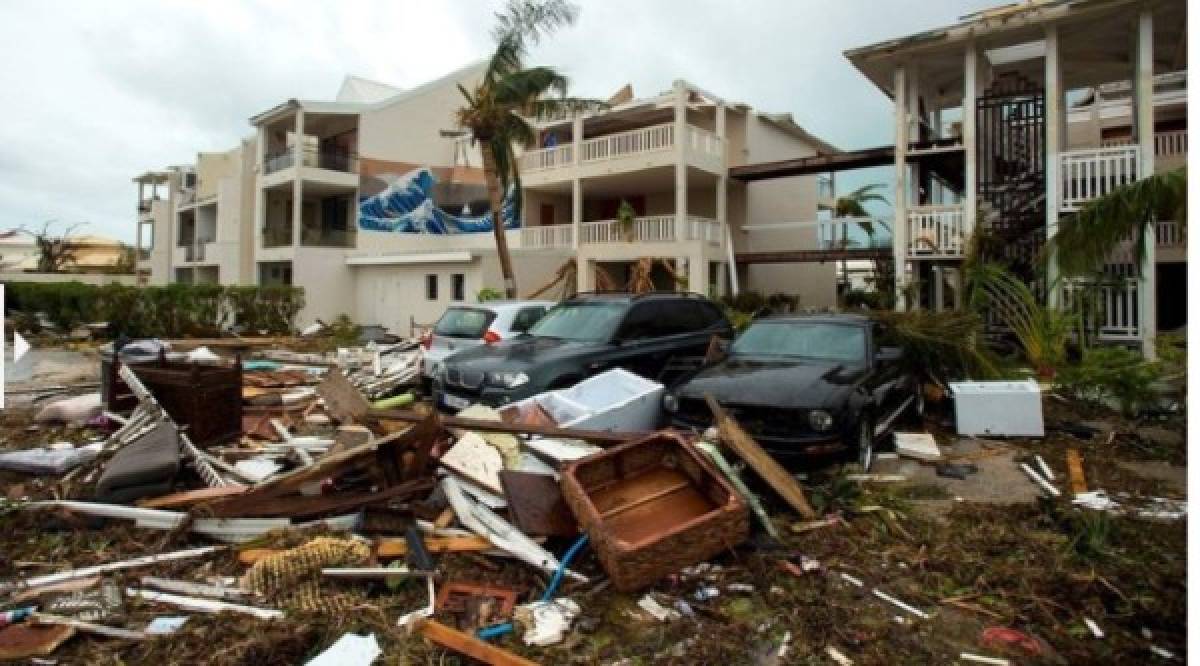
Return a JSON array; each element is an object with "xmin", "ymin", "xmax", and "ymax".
[
  {"xmin": 526, "ymin": 257, "xmax": 579, "ymax": 301},
  {"xmin": 963, "ymin": 262, "xmax": 1076, "ymax": 376},
  {"xmin": 1048, "ymin": 167, "xmax": 1186, "ymax": 277},
  {"xmin": 869, "ymin": 309, "xmax": 1000, "ymax": 382}
]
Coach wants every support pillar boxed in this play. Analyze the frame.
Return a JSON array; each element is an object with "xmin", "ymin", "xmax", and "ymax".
[
  {"xmin": 1135, "ymin": 9, "xmax": 1157, "ymax": 358},
  {"xmin": 893, "ymin": 65, "xmax": 909, "ymax": 310},
  {"xmin": 963, "ymin": 42, "xmax": 979, "ymax": 249},
  {"xmin": 571, "ymin": 178, "xmax": 582, "ymax": 251},
  {"xmin": 673, "ymin": 81, "xmax": 688, "ymax": 242},
  {"xmin": 1044, "ymin": 25, "xmax": 1063, "ymax": 307},
  {"xmin": 291, "ymin": 110, "xmax": 305, "ymax": 247}
]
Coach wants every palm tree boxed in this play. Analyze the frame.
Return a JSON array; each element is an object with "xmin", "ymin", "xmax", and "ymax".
[
  {"xmin": 456, "ymin": 0, "xmax": 602, "ymax": 298},
  {"xmin": 1049, "ymin": 167, "xmax": 1186, "ymax": 277},
  {"xmin": 832, "ymin": 183, "xmax": 890, "ymax": 304}
]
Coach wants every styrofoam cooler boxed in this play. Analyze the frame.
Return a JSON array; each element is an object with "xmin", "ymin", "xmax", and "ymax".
[
  {"xmin": 508, "ymin": 368, "xmax": 664, "ymax": 432},
  {"xmin": 949, "ymin": 379, "xmax": 1044, "ymax": 437}
]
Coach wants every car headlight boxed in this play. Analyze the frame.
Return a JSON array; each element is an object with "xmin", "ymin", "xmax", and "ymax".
[
  {"xmin": 663, "ymin": 393, "xmax": 679, "ymax": 413},
  {"xmin": 808, "ymin": 409, "xmax": 834, "ymax": 432},
  {"xmin": 486, "ymin": 371, "xmax": 529, "ymax": 389}
]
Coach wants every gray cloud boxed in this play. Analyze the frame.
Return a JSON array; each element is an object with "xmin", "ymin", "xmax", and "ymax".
[{"xmin": 0, "ymin": 0, "xmax": 995, "ymax": 241}]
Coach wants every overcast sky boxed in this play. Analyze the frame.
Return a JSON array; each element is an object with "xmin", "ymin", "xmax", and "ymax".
[{"xmin": 0, "ymin": 0, "xmax": 998, "ymax": 243}]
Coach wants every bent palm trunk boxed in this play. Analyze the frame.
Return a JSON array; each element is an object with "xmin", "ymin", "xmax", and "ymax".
[{"xmin": 481, "ymin": 144, "xmax": 518, "ymax": 299}]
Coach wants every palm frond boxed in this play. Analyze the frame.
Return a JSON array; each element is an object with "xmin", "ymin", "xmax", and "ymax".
[
  {"xmin": 1048, "ymin": 167, "xmax": 1186, "ymax": 277},
  {"xmin": 491, "ymin": 0, "xmax": 579, "ymax": 48},
  {"xmin": 493, "ymin": 66, "xmax": 569, "ymax": 106}
]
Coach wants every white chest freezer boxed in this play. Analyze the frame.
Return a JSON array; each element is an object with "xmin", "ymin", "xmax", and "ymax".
[{"xmin": 948, "ymin": 379, "xmax": 1044, "ymax": 437}]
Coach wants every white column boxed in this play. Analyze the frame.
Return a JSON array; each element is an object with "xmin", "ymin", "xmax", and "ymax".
[
  {"xmin": 571, "ymin": 178, "xmax": 582, "ymax": 250},
  {"xmin": 291, "ymin": 110, "xmax": 304, "ymax": 247},
  {"xmin": 1135, "ymin": 9, "xmax": 1157, "ymax": 358},
  {"xmin": 1044, "ymin": 25, "xmax": 1063, "ymax": 307},
  {"xmin": 893, "ymin": 65, "xmax": 909, "ymax": 310},
  {"xmin": 963, "ymin": 42, "xmax": 979, "ymax": 245},
  {"xmin": 673, "ymin": 81, "xmax": 688, "ymax": 240}
]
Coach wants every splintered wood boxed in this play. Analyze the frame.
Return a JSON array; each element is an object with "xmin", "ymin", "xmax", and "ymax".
[
  {"xmin": 705, "ymin": 394, "xmax": 816, "ymax": 519},
  {"xmin": 1066, "ymin": 449, "xmax": 1088, "ymax": 494}
]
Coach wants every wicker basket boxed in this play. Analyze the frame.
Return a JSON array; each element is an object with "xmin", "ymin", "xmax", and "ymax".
[{"xmin": 561, "ymin": 431, "xmax": 748, "ymax": 591}]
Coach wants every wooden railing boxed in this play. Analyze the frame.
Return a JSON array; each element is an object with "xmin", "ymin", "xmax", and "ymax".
[
  {"xmin": 519, "ymin": 224, "xmax": 573, "ymax": 249},
  {"xmin": 1062, "ymin": 277, "xmax": 1141, "ymax": 341},
  {"xmin": 1060, "ymin": 145, "xmax": 1141, "ymax": 212},
  {"xmin": 579, "ymin": 215, "xmax": 719, "ymax": 246},
  {"xmin": 581, "ymin": 123, "xmax": 675, "ymax": 162},
  {"xmin": 907, "ymin": 205, "xmax": 968, "ymax": 258},
  {"xmin": 519, "ymin": 145, "xmax": 574, "ymax": 172}
]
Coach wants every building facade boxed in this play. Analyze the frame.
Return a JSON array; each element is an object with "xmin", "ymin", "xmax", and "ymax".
[
  {"xmin": 842, "ymin": 0, "xmax": 1186, "ymax": 356},
  {"xmin": 134, "ymin": 66, "xmax": 838, "ymax": 334}
]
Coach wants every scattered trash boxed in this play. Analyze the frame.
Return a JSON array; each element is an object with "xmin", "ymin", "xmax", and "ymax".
[
  {"xmin": 1020, "ymin": 463, "xmax": 1060, "ymax": 497},
  {"xmin": 126, "ymin": 588, "xmax": 283, "ymax": 620},
  {"xmin": 1034, "ymin": 455, "xmax": 1054, "ymax": 481},
  {"xmin": 0, "ymin": 623, "xmax": 76, "ymax": 660},
  {"xmin": 513, "ymin": 598, "xmax": 581, "ymax": 647},
  {"xmin": 825, "ymin": 645, "xmax": 854, "ymax": 665},
  {"xmin": 1083, "ymin": 617, "xmax": 1105, "ymax": 639},
  {"xmin": 636, "ymin": 594, "xmax": 681, "ymax": 622},
  {"xmin": 959, "ymin": 653, "xmax": 1010, "ymax": 666},
  {"xmin": 0, "ymin": 443, "xmax": 101, "ymax": 476},
  {"xmin": 1066, "ymin": 449, "xmax": 1088, "ymax": 493},
  {"xmin": 435, "ymin": 582, "xmax": 518, "ymax": 630},
  {"xmin": 872, "ymin": 588, "xmax": 929, "ymax": 619},
  {"xmin": 143, "ymin": 616, "xmax": 189, "ymax": 635},
  {"xmin": 840, "ymin": 572, "xmax": 864, "ymax": 587},
  {"xmin": 693, "ymin": 586, "xmax": 721, "ymax": 601},
  {"xmin": 1149, "ymin": 645, "xmax": 1176, "ymax": 660},
  {"xmin": 415, "ymin": 618, "xmax": 538, "ymax": 666},
  {"xmin": 894, "ymin": 432, "xmax": 942, "ymax": 461},
  {"xmin": 980, "ymin": 627, "xmax": 1043, "ymax": 656},
  {"xmin": 306, "ymin": 633, "xmax": 381, "ymax": 666},
  {"xmin": 935, "ymin": 463, "xmax": 979, "ymax": 479},
  {"xmin": 0, "ymin": 607, "xmax": 35, "ymax": 628},
  {"xmin": 34, "ymin": 392, "xmax": 104, "ymax": 426}
]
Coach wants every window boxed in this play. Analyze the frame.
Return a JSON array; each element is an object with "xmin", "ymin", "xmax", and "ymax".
[
  {"xmin": 452, "ymin": 273, "xmax": 465, "ymax": 301},
  {"xmin": 529, "ymin": 302, "xmax": 626, "ymax": 342},
  {"xmin": 434, "ymin": 307, "xmax": 496, "ymax": 338},
  {"xmin": 732, "ymin": 322, "xmax": 867, "ymax": 363},
  {"xmin": 258, "ymin": 261, "xmax": 292, "ymax": 286},
  {"xmin": 511, "ymin": 306, "xmax": 547, "ymax": 333},
  {"xmin": 426, "ymin": 274, "xmax": 438, "ymax": 300},
  {"xmin": 616, "ymin": 303, "xmax": 659, "ymax": 340}
]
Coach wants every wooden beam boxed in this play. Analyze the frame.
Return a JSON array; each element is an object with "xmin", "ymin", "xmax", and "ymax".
[
  {"xmin": 376, "ymin": 535, "xmax": 492, "ymax": 559},
  {"xmin": 416, "ymin": 618, "xmax": 539, "ymax": 666},
  {"xmin": 202, "ymin": 478, "xmax": 434, "ymax": 518},
  {"xmin": 367, "ymin": 408, "xmax": 641, "ymax": 445},
  {"xmin": 705, "ymin": 395, "xmax": 816, "ymax": 518}
]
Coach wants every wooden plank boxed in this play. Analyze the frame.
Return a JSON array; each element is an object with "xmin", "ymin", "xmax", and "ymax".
[
  {"xmin": 203, "ymin": 478, "xmax": 434, "ymax": 518},
  {"xmin": 499, "ymin": 471, "xmax": 578, "ymax": 538},
  {"xmin": 317, "ymin": 368, "xmax": 371, "ymax": 424},
  {"xmin": 416, "ymin": 618, "xmax": 539, "ymax": 666},
  {"xmin": 1066, "ymin": 448, "xmax": 1088, "ymax": 494},
  {"xmin": 368, "ymin": 408, "xmax": 641, "ymax": 445},
  {"xmin": 376, "ymin": 535, "xmax": 492, "ymax": 559},
  {"xmin": 705, "ymin": 394, "xmax": 816, "ymax": 519},
  {"xmin": 137, "ymin": 485, "xmax": 247, "ymax": 509}
]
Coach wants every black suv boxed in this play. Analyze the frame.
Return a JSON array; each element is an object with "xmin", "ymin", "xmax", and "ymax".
[{"xmin": 433, "ymin": 292, "xmax": 733, "ymax": 410}]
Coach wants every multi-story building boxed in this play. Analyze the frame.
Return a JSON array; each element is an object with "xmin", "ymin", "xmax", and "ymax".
[
  {"xmin": 134, "ymin": 66, "xmax": 838, "ymax": 334},
  {"xmin": 832, "ymin": 0, "xmax": 1184, "ymax": 356}
]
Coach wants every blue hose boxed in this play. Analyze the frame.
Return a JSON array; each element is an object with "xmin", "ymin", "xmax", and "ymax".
[{"xmin": 476, "ymin": 534, "xmax": 590, "ymax": 641}]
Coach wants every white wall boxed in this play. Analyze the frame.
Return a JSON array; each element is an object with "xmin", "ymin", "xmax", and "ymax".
[{"xmin": 358, "ymin": 63, "xmax": 487, "ymax": 165}]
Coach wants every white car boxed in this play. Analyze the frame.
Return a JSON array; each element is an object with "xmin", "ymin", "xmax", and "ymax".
[{"xmin": 420, "ymin": 300, "xmax": 554, "ymax": 379}]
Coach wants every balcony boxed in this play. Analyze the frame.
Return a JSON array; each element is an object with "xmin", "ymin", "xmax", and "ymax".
[
  {"xmin": 519, "ymin": 224, "xmax": 573, "ymax": 249},
  {"xmin": 907, "ymin": 205, "xmax": 969, "ymax": 259},
  {"xmin": 1062, "ymin": 277, "xmax": 1141, "ymax": 341},
  {"xmin": 579, "ymin": 215, "xmax": 721, "ymax": 246},
  {"xmin": 817, "ymin": 217, "xmax": 893, "ymax": 251},
  {"xmin": 520, "ymin": 123, "xmax": 722, "ymax": 179},
  {"xmin": 1060, "ymin": 145, "xmax": 1141, "ymax": 212},
  {"xmin": 264, "ymin": 147, "xmax": 358, "ymax": 175},
  {"xmin": 1106, "ymin": 219, "xmax": 1185, "ymax": 264},
  {"xmin": 262, "ymin": 226, "xmax": 292, "ymax": 248},
  {"xmin": 301, "ymin": 227, "xmax": 356, "ymax": 248}
]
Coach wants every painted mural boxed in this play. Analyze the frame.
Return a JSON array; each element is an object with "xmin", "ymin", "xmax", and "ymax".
[{"xmin": 358, "ymin": 167, "xmax": 519, "ymax": 234}]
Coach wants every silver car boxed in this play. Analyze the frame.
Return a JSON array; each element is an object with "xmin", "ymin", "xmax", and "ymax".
[{"xmin": 420, "ymin": 300, "xmax": 554, "ymax": 379}]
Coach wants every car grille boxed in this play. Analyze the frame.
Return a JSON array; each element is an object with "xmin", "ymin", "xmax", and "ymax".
[
  {"xmin": 677, "ymin": 398, "xmax": 817, "ymax": 439},
  {"xmin": 444, "ymin": 367, "xmax": 485, "ymax": 390}
]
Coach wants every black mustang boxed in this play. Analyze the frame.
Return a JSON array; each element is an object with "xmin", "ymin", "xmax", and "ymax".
[{"xmin": 664, "ymin": 314, "xmax": 922, "ymax": 469}]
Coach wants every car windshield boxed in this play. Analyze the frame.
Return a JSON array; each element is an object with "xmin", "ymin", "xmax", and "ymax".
[
  {"xmin": 434, "ymin": 307, "xmax": 495, "ymax": 338},
  {"xmin": 527, "ymin": 301, "xmax": 626, "ymax": 342},
  {"xmin": 731, "ymin": 321, "xmax": 866, "ymax": 363}
]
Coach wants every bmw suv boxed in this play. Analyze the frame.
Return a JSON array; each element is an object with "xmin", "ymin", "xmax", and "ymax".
[{"xmin": 433, "ymin": 292, "xmax": 732, "ymax": 410}]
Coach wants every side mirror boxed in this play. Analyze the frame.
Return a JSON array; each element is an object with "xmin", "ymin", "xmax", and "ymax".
[{"xmin": 875, "ymin": 346, "xmax": 903, "ymax": 363}]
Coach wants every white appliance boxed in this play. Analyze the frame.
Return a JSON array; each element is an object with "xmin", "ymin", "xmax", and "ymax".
[{"xmin": 949, "ymin": 379, "xmax": 1045, "ymax": 437}]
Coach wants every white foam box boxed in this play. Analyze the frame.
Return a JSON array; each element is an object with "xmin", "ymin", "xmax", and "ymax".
[{"xmin": 948, "ymin": 379, "xmax": 1045, "ymax": 437}]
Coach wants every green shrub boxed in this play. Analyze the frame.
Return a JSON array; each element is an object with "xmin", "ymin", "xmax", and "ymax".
[
  {"xmin": 326, "ymin": 314, "xmax": 361, "ymax": 347},
  {"xmin": 3, "ymin": 282, "xmax": 304, "ymax": 338},
  {"xmin": 720, "ymin": 290, "xmax": 766, "ymax": 314},
  {"xmin": 1056, "ymin": 346, "xmax": 1161, "ymax": 416},
  {"xmin": 477, "ymin": 287, "xmax": 504, "ymax": 302}
]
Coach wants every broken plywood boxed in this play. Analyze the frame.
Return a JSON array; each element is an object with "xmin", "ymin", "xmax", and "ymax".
[
  {"xmin": 895, "ymin": 432, "xmax": 942, "ymax": 462},
  {"xmin": 317, "ymin": 368, "xmax": 371, "ymax": 424}
]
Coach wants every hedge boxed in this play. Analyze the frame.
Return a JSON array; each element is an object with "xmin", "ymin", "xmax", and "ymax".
[{"xmin": 4, "ymin": 282, "xmax": 304, "ymax": 338}]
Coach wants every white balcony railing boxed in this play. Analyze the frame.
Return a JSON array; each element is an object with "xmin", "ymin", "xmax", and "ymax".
[
  {"xmin": 816, "ymin": 217, "xmax": 892, "ymax": 251},
  {"xmin": 519, "ymin": 144, "xmax": 574, "ymax": 172},
  {"xmin": 519, "ymin": 224, "xmax": 573, "ymax": 249},
  {"xmin": 1060, "ymin": 145, "xmax": 1141, "ymax": 212},
  {"xmin": 579, "ymin": 215, "xmax": 721, "ymax": 246},
  {"xmin": 1098, "ymin": 130, "xmax": 1187, "ymax": 159},
  {"xmin": 1108, "ymin": 219, "xmax": 1185, "ymax": 263},
  {"xmin": 1062, "ymin": 277, "xmax": 1141, "ymax": 341},
  {"xmin": 687, "ymin": 126, "xmax": 722, "ymax": 159},
  {"xmin": 817, "ymin": 175, "xmax": 835, "ymax": 200},
  {"xmin": 581, "ymin": 123, "xmax": 675, "ymax": 162},
  {"xmin": 907, "ymin": 205, "xmax": 969, "ymax": 258}
]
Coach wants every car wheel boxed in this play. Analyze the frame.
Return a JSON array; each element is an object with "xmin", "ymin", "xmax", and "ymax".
[{"xmin": 857, "ymin": 416, "xmax": 875, "ymax": 472}]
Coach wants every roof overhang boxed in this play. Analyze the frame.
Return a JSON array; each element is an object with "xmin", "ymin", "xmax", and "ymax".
[
  {"xmin": 845, "ymin": 0, "xmax": 1187, "ymax": 106},
  {"xmin": 346, "ymin": 251, "xmax": 475, "ymax": 267}
]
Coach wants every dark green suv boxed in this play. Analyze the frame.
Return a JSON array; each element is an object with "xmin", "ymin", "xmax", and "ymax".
[{"xmin": 433, "ymin": 292, "xmax": 733, "ymax": 410}]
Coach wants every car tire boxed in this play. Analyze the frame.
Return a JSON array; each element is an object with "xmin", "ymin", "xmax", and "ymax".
[{"xmin": 857, "ymin": 415, "xmax": 875, "ymax": 473}]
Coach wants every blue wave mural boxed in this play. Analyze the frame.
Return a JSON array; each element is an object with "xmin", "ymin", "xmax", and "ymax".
[{"xmin": 358, "ymin": 167, "xmax": 519, "ymax": 234}]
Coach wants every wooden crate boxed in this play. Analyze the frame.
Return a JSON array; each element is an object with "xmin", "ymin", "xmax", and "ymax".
[
  {"xmin": 561, "ymin": 431, "xmax": 748, "ymax": 591},
  {"xmin": 131, "ymin": 358, "xmax": 243, "ymax": 447}
]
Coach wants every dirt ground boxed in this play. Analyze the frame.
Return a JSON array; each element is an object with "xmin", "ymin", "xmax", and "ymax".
[{"xmin": 0, "ymin": 357, "xmax": 1187, "ymax": 665}]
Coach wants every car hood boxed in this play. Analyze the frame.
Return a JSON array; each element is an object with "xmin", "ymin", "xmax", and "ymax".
[
  {"xmin": 441, "ymin": 335, "xmax": 599, "ymax": 373},
  {"xmin": 674, "ymin": 356, "xmax": 865, "ymax": 409}
]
